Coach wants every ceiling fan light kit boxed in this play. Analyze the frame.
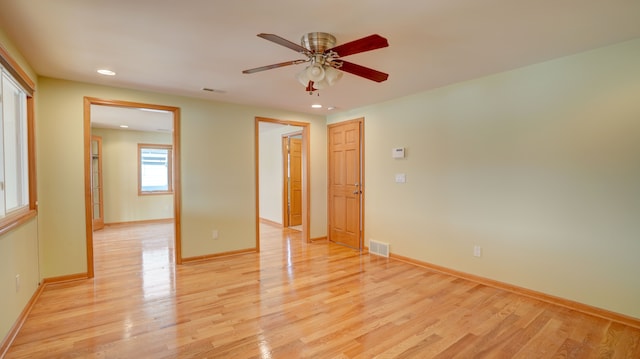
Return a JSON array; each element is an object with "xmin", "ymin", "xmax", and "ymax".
[
  {"xmin": 306, "ymin": 63, "xmax": 325, "ymax": 82},
  {"xmin": 243, "ymin": 32, "xmax": 389, "ymax": 94},
  {"xmin": 296, "ymin": 61, "xmax": 343, "ymax": 90}
]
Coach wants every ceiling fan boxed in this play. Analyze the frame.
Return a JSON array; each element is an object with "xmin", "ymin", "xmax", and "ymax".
[{"xmin": 242, "ymin": 32, "xmax": 389, "ymax": 93}]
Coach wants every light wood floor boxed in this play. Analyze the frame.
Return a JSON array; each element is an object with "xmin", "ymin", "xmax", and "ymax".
[{"xmin": 4, "ymin": 222, "xmax": 640, "ymax": 358}]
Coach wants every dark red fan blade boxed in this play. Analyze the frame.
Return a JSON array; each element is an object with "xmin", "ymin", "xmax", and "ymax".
[
  {"xmin": 242, "ymin": 59, "xmax": 307, "ymax": 74},
  {"xmin": 257, "ymin": 33, "xmax": 310, "ymax": 54},
  {"xmin": 337, "ymin": 60, "xmax": 389, "ymax": 82},
  {"xmin": 326, "ymin": 34, "xmax": 389, "ymax": 57}
]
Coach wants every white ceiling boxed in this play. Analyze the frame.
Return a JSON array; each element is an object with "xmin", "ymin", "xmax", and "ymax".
[{"xmin": 1, "ymin": 1, "xmax": 639, "ymax": 116}]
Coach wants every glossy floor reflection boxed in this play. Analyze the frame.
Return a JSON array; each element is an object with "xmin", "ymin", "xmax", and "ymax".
[{"xmin": 5, "ymin": 221, "xmax": 640, "ymax": 358}]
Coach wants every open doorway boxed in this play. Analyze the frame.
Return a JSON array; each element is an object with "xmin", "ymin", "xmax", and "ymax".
[
  {"xmin": 83, "ymin": 97, "xmax": 181, "ymax": 278},
  {"xmin": 255, "ymin": 117, "xmax": 310, "ymax": 247}
]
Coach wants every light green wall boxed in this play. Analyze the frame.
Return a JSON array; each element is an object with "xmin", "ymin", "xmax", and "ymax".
[
  {"xmin": 329, "ymin": 38, "xmax": 640, "ymax": 318},
  {"xmin": 36, "ymin": 77, "xmax": 327, "ymax": 274},
  {"xmin": 0, "ymin": 218, "xmax": 39, "ymax": 346},
  {"xmin": 91, "ymin": 128, "xmax": 173, "ymax": 223},
  {"xmin": 0, "ymin": 29, "xmax": 41, "ymax": 344},
  {"xmin": 0, "ymin": 28, "xmax": 37, "ymax": 82}
]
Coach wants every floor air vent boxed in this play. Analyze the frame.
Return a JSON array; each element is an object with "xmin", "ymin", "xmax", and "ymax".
[{"xmin": 369, "ymin": 239, "xmax": 390, "ymax": 257}]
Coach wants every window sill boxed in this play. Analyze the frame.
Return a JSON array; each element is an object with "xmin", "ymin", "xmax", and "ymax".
[
  {"xmin": 0, "ymin": 209, "xmax": 37, "ymax": 237},
  {"xmin": 139, "ymin": 191, "xmax": 174, "ymax": 196}
]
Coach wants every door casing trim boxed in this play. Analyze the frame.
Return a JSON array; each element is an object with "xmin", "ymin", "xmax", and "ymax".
[
  {"xmin": 255, "ymin": 117, "xmax": 310, "ymax": 249},
  {"xmin": 83, "ymin": 97, "xmax": 182, "ymax": 278}
]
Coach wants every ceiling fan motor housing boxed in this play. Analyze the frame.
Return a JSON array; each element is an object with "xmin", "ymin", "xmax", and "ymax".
[{"xmin": 301, "ymin": 32, "xmax": 336, "ymax": 53}]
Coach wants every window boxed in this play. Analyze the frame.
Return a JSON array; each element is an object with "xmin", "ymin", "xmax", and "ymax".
[
  {"xmin": 138, "ymin": 144, "xmax": 173, "ymax": 195},
  {"xmin": 0, "ymin": 64, "xmax": 30, "ymax": 218}
]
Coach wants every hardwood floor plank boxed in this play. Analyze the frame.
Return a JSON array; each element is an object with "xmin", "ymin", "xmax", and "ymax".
[{"xmin": 4, "ymin": 221, "xmax": 640, "ymax": 358}]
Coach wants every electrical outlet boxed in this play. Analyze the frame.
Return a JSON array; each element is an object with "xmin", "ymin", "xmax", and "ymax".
[
  {"xmin": 212, "ymin": 229, "xmax": 219, "ymax": 240},
  {"xmin": 473, "ymin": 245, "xmax": 482, "ymax": 258},
  {"xmin": 15, "ymin": 274, "xmax": 20, "ymax": 292}
]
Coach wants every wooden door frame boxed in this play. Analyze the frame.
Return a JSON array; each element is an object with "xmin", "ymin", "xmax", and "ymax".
[
  {"xmin": 90, "ymin": 135, "xmax": 104, "ymax": 231},
  {"xmin": 281, "ymin": 131, "xmax": 303, "ymax": 228},
  {"xmin": 83, "ymin": 97, "xmax": 182, "ymax": 278},
  {"xmin": 255, "ymin": 117, "xmax": 310, "ymax": 247},
  {"xmin": 327, "ymin": 118, "xmax": 365, "ymax": 249}
]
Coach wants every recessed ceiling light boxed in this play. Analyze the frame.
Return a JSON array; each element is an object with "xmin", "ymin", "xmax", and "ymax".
[
  {"xmin": 119, "ymin": 125, "xmax": 129, "ymax": 128},
  {"xmin": 97, "ymin": 69, "xmax": 116, "ymax": 76},
  {"xmin": 327, "ymin": 106, "xmax": 336, "ymax": 111},
  {"xmin": 311, "ymin": 104, "xmax": 322, "ymax": 109}
]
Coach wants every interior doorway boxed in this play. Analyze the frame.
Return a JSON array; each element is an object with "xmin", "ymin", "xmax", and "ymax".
[
  {"xmin": 256, "ymin": 117, "xmax": 310, "ymax": 247},
  {"xmin": 83, "ymin": 97, "xmax": 182, "ymax": 278}
]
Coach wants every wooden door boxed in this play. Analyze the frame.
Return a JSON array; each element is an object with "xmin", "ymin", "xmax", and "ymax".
[
  {"xmin": 91, "ymin": 135, "xmax": 104, "ymax": 230},
  {"xmin": 328, "ymin": 119, "xmax": 363, "ymax": 249},
  {"xmin": 289, "ymin": 137, "xmax": 303, "ymax": 226}
]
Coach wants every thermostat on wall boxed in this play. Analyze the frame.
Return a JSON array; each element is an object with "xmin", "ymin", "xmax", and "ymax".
[{"xmin": 392, "ymin": 147, "xmax": 405, "ymax": 159}]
